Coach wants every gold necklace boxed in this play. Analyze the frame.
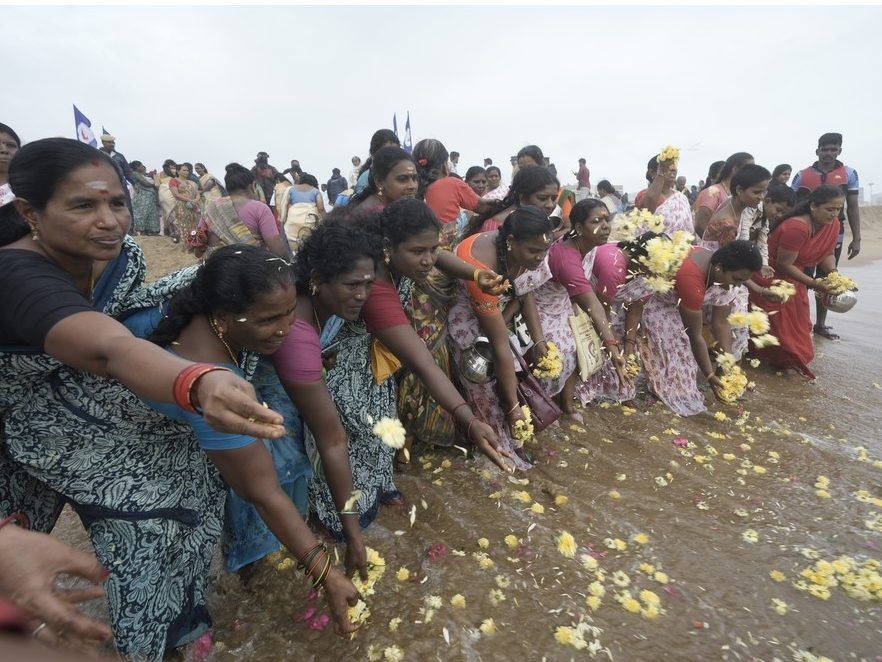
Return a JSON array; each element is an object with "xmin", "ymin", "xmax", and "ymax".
[{"xmin": 208, "ymin": 316, "xmax": 239, "ymax": 366}]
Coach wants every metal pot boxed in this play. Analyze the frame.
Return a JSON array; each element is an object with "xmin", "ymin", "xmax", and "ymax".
[
  {"xmin": 821, "ymin": 290, "xmax": 857, "ymax": 313},
  {"xmin": 459, "ymin": 336, "xmax": 495, "ymax": 384}
]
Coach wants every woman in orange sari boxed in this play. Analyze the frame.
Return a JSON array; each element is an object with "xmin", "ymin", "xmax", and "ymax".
[{"xmin": 749, "ymin": 185, "xmax": 844, "ymax": 379}]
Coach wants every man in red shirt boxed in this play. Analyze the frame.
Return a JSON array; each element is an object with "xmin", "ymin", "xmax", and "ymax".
[{"xmin": 574, "ymin": 158, "xmax": 590, "ymax": 190}]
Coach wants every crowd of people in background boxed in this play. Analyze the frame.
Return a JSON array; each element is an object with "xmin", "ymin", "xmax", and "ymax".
[{"xmin": 0, "ymin": 119, "xmax": 862, "ymax": 660}]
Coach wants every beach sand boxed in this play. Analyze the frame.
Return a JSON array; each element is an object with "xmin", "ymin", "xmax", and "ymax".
[{"xmin": 54, "ymin": 209, "xmax": 882, "ymax": 660}]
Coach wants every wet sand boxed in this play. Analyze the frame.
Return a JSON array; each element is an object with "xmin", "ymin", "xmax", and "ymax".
[{"xmin": 55, "ymin": 211, "xmax": 882, "ymax": 660}]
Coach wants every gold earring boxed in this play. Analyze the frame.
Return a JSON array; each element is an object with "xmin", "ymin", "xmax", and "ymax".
[
  {"xmin": 507, "ymin": 243, "xmax": 512, "ymax": 252},
  {"xmin": 309, "ymin": 281, "xmax": 318, "ymax": 296},
  {"xmin": 377, "ymin": 187, "xmax": 385, "ymax": 199},
  {"xmin": 30, "ymin": 227, "xmax": 39, "ymax": 241},
  {"xmin": 384, "ymin": 251, "xmax": 391, "ymax": 264}
]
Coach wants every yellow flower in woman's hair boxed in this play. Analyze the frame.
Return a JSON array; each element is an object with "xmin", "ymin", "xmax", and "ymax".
[{"xmin": 373, "ymin": 417, "xmax": 406, "ymax": 449}]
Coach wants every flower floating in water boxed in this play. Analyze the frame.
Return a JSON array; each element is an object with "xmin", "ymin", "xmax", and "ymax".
[
  {"xmin": 504, "ymin": 534, "xmax": 519, "ymax": 549},
  {"xmin": 553, "ymin": 621, "xmax": 601, "ymax": 651},
  {"xmin": 580, "ymin": 554, "xmax": 599, "ymax": 570},
  {"xmin": 819, "ymin": 271, "xmax": 857, "ymax": 295},
  {"xmin": 530, "ymin": 502, "xmax": 545, "ymax": 515},
  {"xmin": 450, "ymin": 594, "xmax": 466, "ymax": 608},
  {"xmin": 396, "ymin": 567, "xmax": 410, "ymax": 582},
  {"xmin": 554, "ymin": 495, "xmax": 568, "ymax": 506},
  {"xmin": 531, "ymin": 341, "xmax": 563, "ymax": 379},
  {"xmin": 479, "ymin": 618, "xmax": 497, "ymax": 635},
  {"xmin": 557, "ymin": 531, "xmax": 577, "ymax": 558},
  {"xmin": 769, "ymin": 570, "xmax": 786, "ymax": 582},
  {"xmin": 771, "ymin": 598, "xmax": 790, "ymax": 615},
  {"xmin": 742, "ymin": 529, "xmax": 759, "ymax": 543},
  {"xmin": 633, "ymin": 532, "xmax": 649, "ymax": 545},
  {"xmin": 512, "ymin": 406, "xmax": 535, "ymax": 446},
  {"xmin": 373, "ymin": 417, "xmax": 406, "ymax": 449},
  {"xmin": 794, "ymin": 554, "xmax": 882, "ymax": 602},
  {"xmin": 658, "ymin": 145, "xmax": 680, "ymax": 165},
  {"xmin": 611, "ymin": 570, "xmax": 631, "ymax": 587}
]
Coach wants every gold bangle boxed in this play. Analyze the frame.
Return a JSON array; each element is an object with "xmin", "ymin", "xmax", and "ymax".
[{"xmin": 473, "ymin": 268, "xmax": 480, "ymax": 284}]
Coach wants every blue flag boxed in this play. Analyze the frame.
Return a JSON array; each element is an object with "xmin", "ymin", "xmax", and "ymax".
[
  {"xmin": 392, "ymin": 113, "xmax": 398, "ymax": 138},
  {"xmin": 403, "ymin": 112, "xmax": 413, "ymax": 154},
  {"xmin": 73, "ymin": 105, "xmax": 97, "ymax": 147}
]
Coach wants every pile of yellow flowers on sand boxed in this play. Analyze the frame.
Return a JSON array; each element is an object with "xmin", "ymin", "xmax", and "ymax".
[
  {"xmin": 793, "ymin": 554, "xmax": 882, "ymax": 602},
  {"xmin": 819, "ymin": 271, "xmax": 857, "ymax": 295},
  {"xmin": 715, "ymin": 352, "xmax": 748, "ymax": 403},
  {"xmin": 512, "ymin": 405, "xmax": 534, "ymax": 446},
  {"xmin": 767, "ymin": 278, "xmax": 796, "ymax": 302},
  {"xmin": 658, "ymin": 145, "xmax": 680, "ymax": 165},
  {"xmin": 638, "ymin": 231, "xmax": 694, "ymax": 293},
  {"xmin": 348, "ymin": 547, "xmax": 386, "ymax": 626},
  {"xmin": 727, "ymin": 307, "xmax": 779, "ymax": 349},
  {"xmin": 531, "ymin": 341, "xmax": 563, "ymax": 379}
]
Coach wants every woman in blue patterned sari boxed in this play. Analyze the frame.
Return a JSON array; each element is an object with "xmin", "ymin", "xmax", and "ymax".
[{"xmin": 0, "ymin": 139, "xmax": 284, "ymax": 659}]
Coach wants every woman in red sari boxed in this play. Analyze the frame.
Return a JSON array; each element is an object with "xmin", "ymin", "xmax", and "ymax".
[{"xmin": 749, "ymin": 185, "xmax": 844, "ymax": 379}]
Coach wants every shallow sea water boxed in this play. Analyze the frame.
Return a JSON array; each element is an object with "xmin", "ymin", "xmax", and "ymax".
[{"xmin": 195, "ymin": 262, "xmax": 882, "ymax": 660}]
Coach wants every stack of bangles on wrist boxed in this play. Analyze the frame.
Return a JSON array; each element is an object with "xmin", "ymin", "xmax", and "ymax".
[
  {"xmin": 173, "ymin": 363, "xmax": 233, "ymax": 413},
  {"xmin": 297, "ymin": 542, "xmax": 332, "ymax": 589},
  {"xmin": 453, "ymin": 401, "xmax": 479, "ymax": 440}
]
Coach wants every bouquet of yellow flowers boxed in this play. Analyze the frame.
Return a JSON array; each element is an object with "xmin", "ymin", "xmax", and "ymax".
[
  {"xmin": 531, "ymin": 341, "xmax": 563, "ymax": 379},
  {"xmin": 637, "ymin": 230, "xmax": 694, "ymax": 293},
  {"xmin": 512, "ymin": 405, "xmax": 535, "ymax": 447},
  {"xmin": 767, "ymin": 279, "xmax": 796, "ymax": 302},
  {"xmin": 348, "ymin": 547, "xmax": 386, "ymax": 626},
  {"xmin": 715, "ymin": 352, "xmax": 748, "ymax": 404},
  {"xmin": 658, "ymin": 145, "xmax": 680, "ymax": 165},
  {"xmin": 819, "ymin": 271, "xmax": 857, "ymax": 295},
  {"xmin": 610, "ymin": 207, "xmax": 667, "ymax": 241}
]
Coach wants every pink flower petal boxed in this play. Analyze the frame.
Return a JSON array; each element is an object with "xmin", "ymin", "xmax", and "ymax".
[
  {"xmin": 307, "ymin": 613, "xmax": 331, "ymax": 630},
  {"xmin": 294, "ymin": 606, "xmax": 317, "ymax": 623},
  {"xmin": 673, "ymin": 437, "xmax": 689, "ymax": 447}
]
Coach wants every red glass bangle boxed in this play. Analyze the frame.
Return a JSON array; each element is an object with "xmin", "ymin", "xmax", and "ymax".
[
  {"xmin": 173, "ymin": 364, "xmax": 232, "ymax": 413},
  {"xmin": 0, "ymin": 513, "xmax": 29, "ymax": 531}
]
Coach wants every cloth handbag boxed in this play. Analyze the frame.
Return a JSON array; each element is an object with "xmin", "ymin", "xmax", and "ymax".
[
  {"xmin": 569, "ymin": 307, "xmax": 604, "ymax": 380},
  {"xmin": 509, "ymin": 338, "xmax": 562, "ymax": 433}
]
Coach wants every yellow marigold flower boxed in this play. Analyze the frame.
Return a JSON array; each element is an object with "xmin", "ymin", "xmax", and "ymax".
[
  {"xmin": 642, "ymin": 604, "xmax": 660, "ymax": 619},
  {"xmin": 820, "ymin": 271, "xmax": 857, "ymax": 295},
  {"xmin": 749, "ymin": 358, "xmax": 761, "ymax": 368},
  {"xmin": 450, "ymin": 594, "xmax": 466, "ymax": 608},
  {"xmin": 639, "ymin": 562, "xmax": 655, "ymax": 575},
  {"xmin": 388, "ymin": 617, "xmax": 402, "ymax": 632},
  {"xmin": 396, "ymin": 567, "xmax": 410, "ymax": 582},
  {"xmin": 531, "ymin": 341, "xmax": 564, "ymax": 379},
  {"xmin": 753, "ymin": 465, "xmax": 767, "ymax": 475},
  {"xmin": 611, "ymin": 570, "xmax": 630, "ymax": 587},
  {"xmin": 723, "ymin": 453, "xmax": 736, "ymax": 461},
  {"xmin": 815, "ymin": 475, "xmax": 830, "ymax": 489},
  {"xmin": 654, "ymin": 571, "xmax": 669, "ymax": 584},
  {"xmin": 373, "ymin": 417, "xmax": 406, "ymax": 449},
  {"xmin": 742, "ymin": 529, "xmax": 759, "ymax": 543},
  {"xmin": 530, "ymin": 502, "xmax": 545, "ymax": 515},
  {"xmin": 554, "ymin": 626, "xmax": 574, "ymax": 645},
  {"xmin": 557, "ymin": 531, "xmax": 577, "ymax": 558},
  {"xmin": 816, "ymin": 489, "xmax": 831, "ymax": 499},
  {"xmin": 383, "ymin": 646, "xmax": 404, "ymax": 662},
  {"xmin": 424, "ymin": 595, "xmax": 442, "ymax": 609},
  {"xmin": 769, "ymin": 570, "xmax": 786, "ymax": 582},
  {"xmin": 622, "ymin": 597, "xmax": 642, "ymax": 613},
  {"xmin": 588, "ymin": 581, "xmax": 606, "ymax": 597},
  {"xmin": 479, "ymin": 618, "xmax": 497, "ymax": 635},
  {"xmin": 512, "ymin": 490, "xmax": 532, "ymax": 503},
  {"xmin": 477, "ymin": 537, "xmax": 489, "ymax": 549},
  {"xmin": 488, "ymin": 588, "xmax": 506, "ymax": 606},
  {"xmin": 580, "ymin": 554, "xmax": 599, "ymax": 570},
  {"xmin": 658, "ymin": 145, "xmax": 680, "ymax": 163},
  {"xmin": 714, "ymin": 411, "xmax": 728, "ymax": 421},
  {"xmin": 495, "ymin": 575, "xmax": 511, "ymax": 589},
  {"xmin": 504, "ymin": 534, "xmax": 519, "ymax": 549},
  {"xmin": 586, "ymin": 595, "xmax": 602, "ymax": 611},
  {"xmin": 608, "ymin": 490, "xmax": 621, "ymax": 499},
  {"xmin": 771, "ymin": 598, "xmax": 789, "ymax": 615},
  {"xmin": 488, "ymin": 491, "xmax": 502, "ymax": 500},
  {"xmin": 554, "ymin": 495, "xmax": 568, "ymax": 506},
  {"xmin": 633, "ymin": 533, "xmax": 649, "ymax": 545},
  {"xmin": 639, "ymin": 589, "xmax": 660, "ymax": 605}
]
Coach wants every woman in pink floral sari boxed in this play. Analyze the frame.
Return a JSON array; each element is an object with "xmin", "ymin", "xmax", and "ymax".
[
  {"xmin": 640, "ymin": 241, "xmax": 762, "ymax": 415},
  {"xmin": 636, "ymin": 154, "xmax": 694, "ymax": 235}
]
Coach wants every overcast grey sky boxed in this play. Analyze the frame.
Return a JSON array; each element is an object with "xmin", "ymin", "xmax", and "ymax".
[{"xmin": 3, "ymin": 5, "xmax": 881, "ymax": 196}]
